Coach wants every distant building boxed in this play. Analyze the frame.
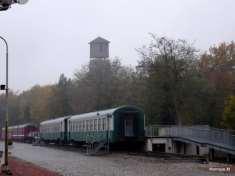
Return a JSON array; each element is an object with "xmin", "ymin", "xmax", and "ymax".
[{"xmin": 89, "ymin": 37, "xmax": 110, "ymax": 59}]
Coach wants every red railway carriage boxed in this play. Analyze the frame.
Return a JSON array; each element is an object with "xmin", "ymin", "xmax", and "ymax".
[{"xmin": 2, "ymin": 123, "xmax": 39, "ymax": 143}]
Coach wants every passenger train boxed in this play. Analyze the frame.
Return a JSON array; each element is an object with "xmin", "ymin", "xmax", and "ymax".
[{"xmin": 2, "ymin": 106, "xmax": 145, "ymax": 149}]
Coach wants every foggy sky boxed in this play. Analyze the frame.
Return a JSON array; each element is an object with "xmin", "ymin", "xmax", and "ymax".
[{"xmin": 0, "ymin": 0, "xmax": 234, "ymax": 91}]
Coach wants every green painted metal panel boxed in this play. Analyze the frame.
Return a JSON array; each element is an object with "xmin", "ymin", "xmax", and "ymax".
[
  {"xmin": 69, "ymin": 131, "xmax": 114, "ymax": 143},
  {"xmin": 41, "ymin": 132, "xmax": 63, "ymax": 141}
]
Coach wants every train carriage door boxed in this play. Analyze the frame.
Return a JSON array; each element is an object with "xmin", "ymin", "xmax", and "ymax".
[
  {"xmin": 64, "ymin": 119, "xmax": 68, "ymax": 143},
  {"xmin": 124, "ymin": 116, "xmax": 134, "ymax": 137}
]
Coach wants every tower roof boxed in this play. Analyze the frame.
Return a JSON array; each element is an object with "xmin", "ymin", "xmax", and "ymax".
[{"xmin": 89, "ymin": 37, "xmax": 110, "ymax": 44}]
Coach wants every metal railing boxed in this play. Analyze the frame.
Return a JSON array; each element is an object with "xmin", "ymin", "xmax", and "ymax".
[{"xmin": 145, "ymin": 125, "xmax": 235, "ymax": 150}]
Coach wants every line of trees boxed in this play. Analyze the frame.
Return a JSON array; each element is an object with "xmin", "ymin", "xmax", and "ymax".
[{"xmin": 0, "ymin": 35, "xmax": 235, "ymax": 129}]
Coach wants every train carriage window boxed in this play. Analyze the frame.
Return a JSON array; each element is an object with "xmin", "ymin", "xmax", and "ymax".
[
  {"xmin": 89, "ymin": 120, "xmax": 92, "ymax": 131},
  {"xmin": 82, "ymin": 120, "xmax": 85, "ymax": 132},
  {"xmin": 88, "ymin": 120, "xmax": 90, "ymax": 131},
  {"xmin": 78, "ymin": 121, "xmax": 80, "ymax": 132},
  {"xmin": 94, "ymin": 119, "xmax": 97, "ymax": 131},
  {"xmin": 103, "ymin": 118, "xmax": 106, "ymax": 131},
  {"xmin": 98, "ymin": 119, "xmax": 101, "ymax": 131},
  {"xmin": 84, "ymin": 120, "xmax": 86, "ymax": 132},
  {"xmin": 107, "ymin": 117, "xmax": 110, "ymax": 130},
  {"xmin": 77, "ymin": 121, "xmax": 79, "ymax": 132},
  {"xmin": 102, "ymin": 118, "xmax": 104, "ymax": 131},
  {"xmin": 89, "ymin": 120, "xmax": 91, "ymax": 131},
  {"xmin": 86, "ymin": 120, "xmax": 89, "ymax": 131},
  {"xmin": 90, "ymin": 119, "xmax": 94, "ymax": 131},
  {"xmin": 81, "ymin": 121, "xmax": 83, "ymax": 131}
]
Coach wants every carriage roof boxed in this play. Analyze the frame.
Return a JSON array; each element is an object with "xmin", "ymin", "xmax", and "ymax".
[
  {"xmin": 3, "ymin": 123, "xmax": 35, "ymax": 130},
  {"xmin": 40, "ymin": 116, "xmax": 71, "ymax": 126},
  {"xmin": 69, "ymin": 106, "xmax": 142, "ymax": 121},
  {"xmin": 69, "ymin": 108, "xmax": 117, "ymax": 122}
]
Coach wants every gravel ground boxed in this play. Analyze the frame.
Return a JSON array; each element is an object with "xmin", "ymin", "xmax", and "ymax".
[{"xmin": 1, "ymin": 142, "xmax": 234, "ymax": 176}]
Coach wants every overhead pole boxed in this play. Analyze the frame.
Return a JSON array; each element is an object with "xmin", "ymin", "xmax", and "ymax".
[{"xmin": 0, "ymin": 36, "xmax": 10, "ymax": 174}]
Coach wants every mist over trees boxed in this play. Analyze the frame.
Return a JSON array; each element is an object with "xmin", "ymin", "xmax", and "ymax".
[{"xmin": 0, "ymin": 35, "xmax": 235, "ymax": 129}]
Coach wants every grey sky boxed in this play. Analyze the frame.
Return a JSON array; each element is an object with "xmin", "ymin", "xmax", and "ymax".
[{"xmin": 0, "ymin": 0, "xmax": 234, "ymax": 91}]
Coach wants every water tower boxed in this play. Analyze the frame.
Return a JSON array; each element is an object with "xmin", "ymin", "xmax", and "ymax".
[{"xmin": 89, "ymin": 37, "xmax": 110, "ymax": 59}]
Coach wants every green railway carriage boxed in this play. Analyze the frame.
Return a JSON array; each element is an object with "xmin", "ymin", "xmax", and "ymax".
[
  {"xmin": 68, "ymin": 106, "xmax": 145, "ymax": 144},
  {"xmin": 40, "ymin": 116, "xmax": 71, "ymax": 143}
]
